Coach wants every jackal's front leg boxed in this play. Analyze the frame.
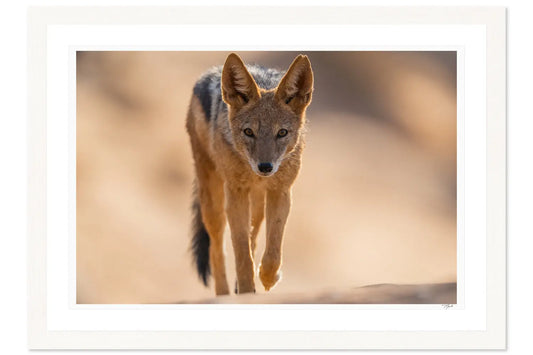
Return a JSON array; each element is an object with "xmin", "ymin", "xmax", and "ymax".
[
  {"xmin": 260, "ymin": 188, "xmax": 291, "ymax": 291},
  {"xmin": 226, "ymin": 185, "xmax": 255, "ymax": 294},
  {"xmin": 250, "ymin": 188, "xmax": 265, "ymax": 259}
]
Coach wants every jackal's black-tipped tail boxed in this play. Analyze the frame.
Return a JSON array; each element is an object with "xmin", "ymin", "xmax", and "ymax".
[{"xmin": 190, "ymin": 189, "xmax": 210, "ymax": 286}]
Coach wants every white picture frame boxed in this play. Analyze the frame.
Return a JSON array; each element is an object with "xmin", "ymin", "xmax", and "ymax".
[{"xmin": 27, "ymin": 6, "xmax": 506, "ymax": 349}]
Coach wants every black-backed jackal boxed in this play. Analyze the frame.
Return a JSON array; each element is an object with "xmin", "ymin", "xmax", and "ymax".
[{"xmin": 186, "ymin": 53, "xmax": 313, "ymax": 295}]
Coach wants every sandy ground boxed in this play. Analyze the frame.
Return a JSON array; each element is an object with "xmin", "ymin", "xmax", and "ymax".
[
  {"xmin": 180, "ymin": 283, "xmax": 456, "ymax": 304},
  {"xmin": 76, "ymin": 51, "xmax": 457, "ymax": 303}
]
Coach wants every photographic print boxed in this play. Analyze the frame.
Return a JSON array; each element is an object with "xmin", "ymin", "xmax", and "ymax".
[
  {"xmin": 28, "ymin": 6, "xmax": 506, "ymax": 349},
  {"xmin": 76, "ymin": 51, "xmax": 457, "ymax": 304}
]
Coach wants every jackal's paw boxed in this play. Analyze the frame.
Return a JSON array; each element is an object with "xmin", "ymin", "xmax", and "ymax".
[
  {"xmin": 234, "ymin": 279, "xmax": 256, "ymax": 294},
  {"xmin": 259, "ymin": 265, "xmax": 282, "ymax": 291}
]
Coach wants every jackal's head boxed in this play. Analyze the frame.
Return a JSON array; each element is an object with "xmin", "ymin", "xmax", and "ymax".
[{"xmin": 221, "ymin": 53, "xmax": 313, "ymax": 177}]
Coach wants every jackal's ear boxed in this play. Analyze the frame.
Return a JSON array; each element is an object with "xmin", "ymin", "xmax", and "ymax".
[
  {"xmin": 221, "ymin": 53, "xmax": 261, "ymax": 110},
  {"xmin": 275, "ymin": 55, "xmax": 314, "ymax": 115}
]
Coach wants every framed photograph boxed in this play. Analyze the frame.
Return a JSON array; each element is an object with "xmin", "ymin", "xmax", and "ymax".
[{"xmin": 28, "ymin": 6, "xmax": 506, "ymax": 349}]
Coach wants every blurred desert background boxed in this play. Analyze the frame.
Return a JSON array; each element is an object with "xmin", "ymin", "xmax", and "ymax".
[{"xmin": 76, "ymin": 51, "xmax": 457, "ymax": 304}]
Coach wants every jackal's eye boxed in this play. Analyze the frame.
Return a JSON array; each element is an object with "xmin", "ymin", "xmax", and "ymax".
[
  {"xmin": 277, "ymin": 129, "xmax": 288, "ymax": 138},
  {"xmin": 243, "ymin": 128, "xmax": 255, "ymax": 137}
]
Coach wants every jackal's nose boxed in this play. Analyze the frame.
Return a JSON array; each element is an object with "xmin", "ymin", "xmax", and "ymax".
[{"xmin": 258, "ymin": 162, "xmax": 273, "ymax": 173}]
